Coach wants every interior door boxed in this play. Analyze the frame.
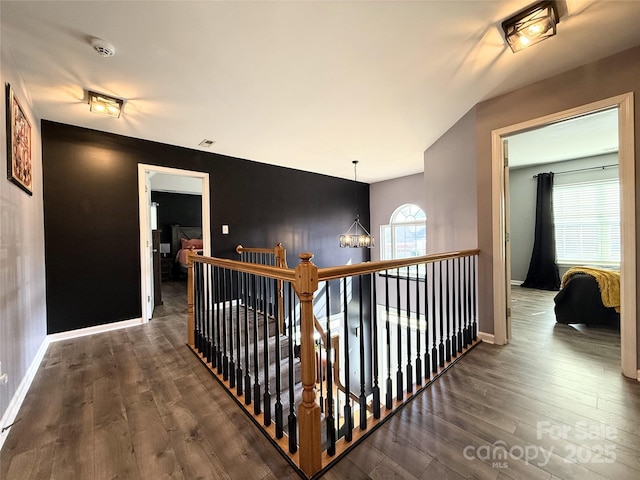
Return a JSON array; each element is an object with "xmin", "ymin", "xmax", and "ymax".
[
  {"xmin": 145, "ymin": 172, "xmax": 155, "ymax": 318},
  {"xmin": 503, "ymin": 139, "xmax": 512, "ymax": 339}
]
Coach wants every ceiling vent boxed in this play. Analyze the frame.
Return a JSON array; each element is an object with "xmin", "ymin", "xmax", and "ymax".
[
  {"xmin": 91, "ymin": 38, "xmax": 116, "ymax": 57},
  {"xmin": 199, "ymin": 139, "xmax": 216, "ymax": 148}
]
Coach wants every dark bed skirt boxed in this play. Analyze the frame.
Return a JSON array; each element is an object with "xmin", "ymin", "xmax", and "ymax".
[{"xmin": 553, "ymin": 273, "xmax": 620, "ymax": 327}]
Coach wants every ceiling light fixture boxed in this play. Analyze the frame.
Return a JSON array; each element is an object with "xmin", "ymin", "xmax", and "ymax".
[
  {"xmin": 339, "ymin": 160, "xmax": 374, "ymax": 248},
  {"xmin": 502, "ymin": 1, "xmax": 559, "ymax": 53},
  {"xmin": 87, "ymin": 90, "xmax": 124, "ymax": 118}
]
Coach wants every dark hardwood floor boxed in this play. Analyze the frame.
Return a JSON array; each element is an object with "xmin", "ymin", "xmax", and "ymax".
[{"xmin": 1, "ymin": 282, "xmax": 638, "ymax": 480}]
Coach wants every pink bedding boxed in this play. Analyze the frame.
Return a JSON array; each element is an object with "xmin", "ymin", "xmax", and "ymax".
[{"xmin": 176, "ymin": 248, "xmax": 203, "ymax": 266}]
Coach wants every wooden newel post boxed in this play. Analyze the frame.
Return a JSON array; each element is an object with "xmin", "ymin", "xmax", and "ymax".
[
  {"xmin": 187, "ymin": 250, "xmax": 196, "ymax": 347},
  {"xmin": 294, "ymin": 253, "xmax": 322, "ymax": 476}
]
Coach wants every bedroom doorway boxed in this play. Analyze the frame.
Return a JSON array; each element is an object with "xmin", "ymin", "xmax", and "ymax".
[
  {"xmin": 490, "ymin": 93, "xmax": 637, "ymax": 379},
  {"xmin": 138, "ymin": 164, "xmax": 211, "ymax": 323},
  {"xmin": 506, "ymin": 108, "xmax": 620, "ymax": 336}
]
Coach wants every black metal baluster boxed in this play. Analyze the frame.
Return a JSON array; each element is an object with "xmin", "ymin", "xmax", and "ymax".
[
  {"xmin": 227, "ymin": 269, "xmax": 235, "ymax": 388},
  {"xmin": 293, "ymin": 286, "xmax": 299, "ymax": 359},
  {"xmin": 457, "ymin": 257, "xmax": 463, "ymax": 354},
  {"xmin": 319, "ymin": 337, "xmax": 324, "ymax": 414},
  {"xmin": 325, "ymin": 280, "xmax": 336, "ymax": 455},
  {"xmin": 396, "ymin": 269, "xmax": 403, "ymax": 401},
  {"xmin": 415, "ymin": 264, "xmax": 422, "ymax": 387},
  {"xmin": 216, "ymin": 266, "xmax": 223, "ymax": 374},
  {"xmin": 203, "ymin": 263, "xmax": 210, "ymax": 360},
  {"xmin": 358, "ymin": 276, "xmax": 367, "ymax": 430},
  {"xmin": 371, "ymin": 273, "xmax": 380, "ymax": 419},
  {"xmin": 201, "ymin": 262, "xmax": 207, "ymax": 356},
  {"xmin": 253, "ymin": 274, "xmax": 261, "ymax": 415},
  {"xmin": 424, "ymin": 262, "xmax": 431, "ymax": 380},
  {"xmin": 438, "ymin": 261, "xmax": 445, "ymax": 368},
  {"xmin": 223, "ymin": 268, "xmax": 229, "ymax": 381},
  {"xmin": 472, "ymin": 255, "xmax": 478, "ymax": 340},
  {"xmin": 343, "ymin": 277, "xmax": 352, "ymax": 442},
  {"xmin": 274, "ymin": 278, "xmax": 283, "ymax": 438},
  {"xmin": 406, "ymin": 266, "xmax": 413, "ymax": 395},
  {"xmin": 263, "ymin": 275, "xmax": 271, "ymax": 426},
  {"xmin": 445, "ymin": 259, "xmax": 452, "ymax": 363},
  {"xmin": 235, "ymin": 270, "xmax": 242, "ymax": 395},
  {"xmin": 287, "ymin": 283, "xmax": 297, "ymax": 454},
  {"xmin": 212, "ymin": 265, "xmax": 218, "ymax": 368},
  {"xmin": 463, "ymin": 256, "xmax": 470, "ymax": 347},
  {"xmin": 243, "ymin": 270, "xmax": 251, "ymax": 405},
  {"xmin": 385, "ymin": 271, "xmax": 393, "ymax": 409},
  {"xmin": 204, "ymin": 264, "xmax": 212, "ymax": 364},
  {"xmin": 196, "ymin": 263, "xmax": 207, "ymax": 357},
  {"xmin": 194, "ymin": 262, "xmax": 201, "ymax": 352},
  {"xmin": 451, "ymin": 258, "xmax": 457, "ymax": 359},
  {"xmin": 431, "ymin": 262, "xmax": 438, "ymax": 373}
]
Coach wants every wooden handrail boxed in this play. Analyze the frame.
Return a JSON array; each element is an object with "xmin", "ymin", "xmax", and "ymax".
[
  {"xmin": 190, "ymin": 253, "xmax": 296, "ymax": 281},
  {"xmin": 236, "ymin": 243, "xmax": 288, "ymax": 267},
  {"xmin": 317, "ymin": 249, "xmax": 480, "ymax": 281}
]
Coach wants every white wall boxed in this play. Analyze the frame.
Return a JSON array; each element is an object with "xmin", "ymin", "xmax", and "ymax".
[
  {"xmin": 424, "ymin": 107, "xmax": 477, "ymax": 253},
  {"xmin": 509, "ymin": 153, "xmax": 619, "ymax": 282},
  {"xmin": 0, "ymin": 2, "xmax": 47, "ymax": 438}
]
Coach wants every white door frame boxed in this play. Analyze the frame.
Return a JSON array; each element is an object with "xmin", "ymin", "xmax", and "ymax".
[
  {"xmin": 138, "ymin": 164, "xmax": 211, "ymax": 323},
  {"xmin": 490, "ymin": 93, "xmax": 637, "ymax": 379}
]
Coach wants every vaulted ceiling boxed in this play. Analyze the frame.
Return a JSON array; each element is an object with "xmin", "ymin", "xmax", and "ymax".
[{"xmin": 2, "ymin": 1, "xmax": 639, "ymax": 182}]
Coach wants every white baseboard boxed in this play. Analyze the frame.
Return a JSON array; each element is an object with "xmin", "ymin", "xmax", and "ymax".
[
  {"xmin": 478, "ymin": 331, "xmax": 495, "ymax": 344},
  {"xmin": 637, "ymin": 370, "xmax": 640, "ymax": 382},
  {"xmin": 511, "ymin": 280, "xmax": 524, "ymax": 286},
  {"xmin": 47, "ymin": 317, "xmax": 144, "ymax": 343},
  {"xmin": 0, "ymin": 336, "xmax": 50, "ymax": 451},
  {"xmin": 0, "ymin": 316, "xmax": 144, "ymax": 452}
]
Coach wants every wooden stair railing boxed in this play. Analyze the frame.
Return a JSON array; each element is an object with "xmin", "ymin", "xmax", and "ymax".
[
  {"xmin": 237, "ymin": 243, "xmax": 287, "ymax": 333},
  {"xmin": 187, "ymin": 247, "xmax": 481, "ymax": 479}
]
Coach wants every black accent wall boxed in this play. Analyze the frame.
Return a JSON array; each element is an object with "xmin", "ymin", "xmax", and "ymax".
[{"xmin": 42, "ymin": 121, "xmax": 370, "ymax": 334}]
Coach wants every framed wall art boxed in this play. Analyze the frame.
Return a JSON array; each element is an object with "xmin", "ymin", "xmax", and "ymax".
[{"xmin": 6, "ymin": 83, "xmax": 32, "ymax": 195}]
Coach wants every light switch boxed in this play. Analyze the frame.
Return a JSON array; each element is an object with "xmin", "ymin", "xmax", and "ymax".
[{"xmin": 222, "ymin": 225, "xmax": 229, "ymax": 235}]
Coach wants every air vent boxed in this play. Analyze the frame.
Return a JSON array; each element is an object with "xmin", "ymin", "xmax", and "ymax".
[{"xmin": 199, "ymin": 139, "xmax": 216, "ymax": 148}]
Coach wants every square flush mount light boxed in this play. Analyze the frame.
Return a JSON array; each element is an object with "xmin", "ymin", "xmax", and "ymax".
[
  {"xmin": 502, "ymin": 1, "xmax": 559, "ymax": 53},
  {"xmin": 88, "ymin": 90, "xmax": 124, "ymax": 118}
]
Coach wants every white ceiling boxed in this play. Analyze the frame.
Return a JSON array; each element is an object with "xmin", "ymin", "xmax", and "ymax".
[
  {"xmin": 150, "ymin": 172, "xmax": 203, "ymax": 195},
  {"xmin": 507, "ymin": 107, "xmax": 619, "ymax": 168},
  {"xmin": 2, "ymin": 1, "xmax": 639, "ymax": 183}
]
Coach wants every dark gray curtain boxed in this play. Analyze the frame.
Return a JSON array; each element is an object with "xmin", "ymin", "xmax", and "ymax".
[{"xmin": 522, "ymin": 172, "xmax": 561, "ymax": 291}]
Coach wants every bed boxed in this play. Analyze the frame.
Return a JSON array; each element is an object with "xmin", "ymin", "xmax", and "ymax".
[
  {"xmin": 171, "ymin": 224, "xmax": 203, "ymax": 275},
  {"xmin": 553, "ymin": 266, "xmax": 620, "ymax": 327}
]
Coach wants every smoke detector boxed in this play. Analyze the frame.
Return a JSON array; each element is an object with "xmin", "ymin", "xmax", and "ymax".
[{"xmin": 91, "ymin": 38, "xmax": 116, "ymax": 57}]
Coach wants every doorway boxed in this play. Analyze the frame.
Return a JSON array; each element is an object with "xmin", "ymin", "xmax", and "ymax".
[
  {"xmin": 138, "ymin": 164, "xmax": 211, "ymax": 322},
  {"xmin": 490, "ymin": 94, "xmax": 637, "ymax": 379}
]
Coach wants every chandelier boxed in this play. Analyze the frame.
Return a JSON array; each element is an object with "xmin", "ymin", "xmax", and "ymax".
[{"xmin": 339, "ymin": 161, "xmax": 374, "ymax": 248}]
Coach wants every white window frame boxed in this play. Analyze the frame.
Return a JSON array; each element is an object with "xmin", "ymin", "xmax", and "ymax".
[{"xmin": 380, "ymin": 204, "xmax": 427, "ymax": 262}]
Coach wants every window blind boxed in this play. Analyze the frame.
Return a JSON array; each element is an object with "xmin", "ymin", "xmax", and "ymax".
[{"xmin": 553, "ymin": 179, "xmax": 620, "ymax": 265}]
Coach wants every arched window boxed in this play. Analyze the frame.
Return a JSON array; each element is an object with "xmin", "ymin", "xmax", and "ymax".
[{"xmin": 380, "ymin": 204, "xmax": 426, "ymax": 260}]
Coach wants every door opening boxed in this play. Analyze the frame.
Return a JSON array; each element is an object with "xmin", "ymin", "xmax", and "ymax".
[
  {"xmin": 490, "ymin": 94, "xmax": 636, "ymax": 379},
  {"xmin": 138, "ymin": 164, "xmax": 211, "ymax": 323}
]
